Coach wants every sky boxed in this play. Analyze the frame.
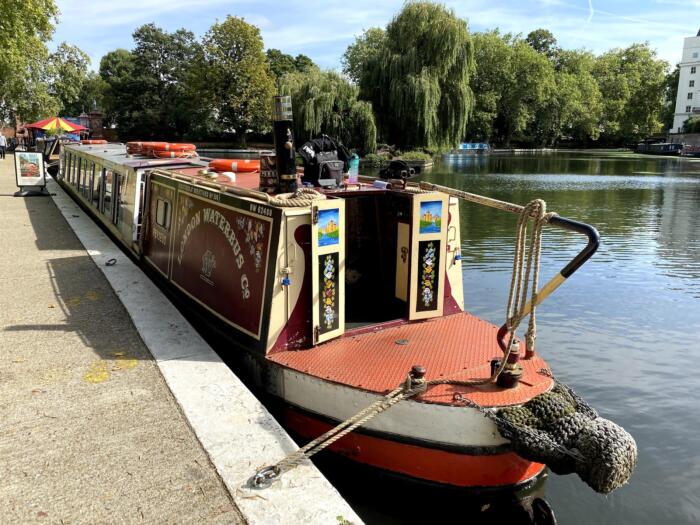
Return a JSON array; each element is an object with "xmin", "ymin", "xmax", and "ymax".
[{"xmin": 52, "ymin": 0, "xmax": 700, "ymax": 70}]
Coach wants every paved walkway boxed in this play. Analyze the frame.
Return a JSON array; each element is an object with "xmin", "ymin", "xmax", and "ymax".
[{"xmin": 0, "ymin": 154, "xmax": 244, "ymax": 523}]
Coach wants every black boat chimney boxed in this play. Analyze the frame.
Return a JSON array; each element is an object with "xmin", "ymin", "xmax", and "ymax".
[{"xmin": 273, "ymin": 96, "xmax": 297, "ymax": 193}]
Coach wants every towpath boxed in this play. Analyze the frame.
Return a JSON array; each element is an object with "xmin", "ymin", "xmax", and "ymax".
[{"xmin": 0, "ymin": 154, "xmax": 245, "ymax": 523}]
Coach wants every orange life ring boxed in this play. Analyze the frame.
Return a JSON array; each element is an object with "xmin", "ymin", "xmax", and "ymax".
[
  {"xmin": 153, "ymin": 150, "xmax": 198, "ymax": 159},
  {"xmin": 81, "ymin": 139, "xmax": 107, "ymax": 145},
  {"xmin": 208, "ymin": 158, "xmax": 261, "ymax": 173},
  {"xmin": 155, "ymin": 143, "xmax": 196, "ymax": 152},
  {"xmin": 126, "ymin": 141, "xmax": 143, "ymax": 152}
]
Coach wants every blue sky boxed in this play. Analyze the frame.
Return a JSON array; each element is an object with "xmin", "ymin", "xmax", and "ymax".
[{"xmin": 53, "ymin": 0, "xmax": 699, "ymax": 71}]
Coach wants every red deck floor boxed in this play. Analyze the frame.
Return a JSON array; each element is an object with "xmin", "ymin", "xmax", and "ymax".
[{"xmin": 268, "ymin": 312, "xmax": 554, "ymax": 407}]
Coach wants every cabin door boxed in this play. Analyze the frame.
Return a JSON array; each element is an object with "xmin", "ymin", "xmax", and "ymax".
[
  {"xmin": 408, "ymin": 193, "xmax": 449, "ymax": 320},
  {"xmin": 311, "ymin": 199, "xmax": 346, "ymax": 344}
]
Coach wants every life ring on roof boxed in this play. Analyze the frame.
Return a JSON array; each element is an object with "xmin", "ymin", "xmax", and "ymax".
[
  {"xmin": 153, "ymin": 150, "xmax": 198, "ymax": 159},
  {"xmin": 126, "ymin": 141, "xmax": 143, "ymax": 153},
  {"xmin": 156, "ymin": 143, "xmax": 196, "ymax": 152},
  {"xmin": 81, "ymin": 139, "xmax": 107, "ymax": 145},
  {"xmin": 208, "ymin": 158, "xmax": 260, "ymax": 173}
]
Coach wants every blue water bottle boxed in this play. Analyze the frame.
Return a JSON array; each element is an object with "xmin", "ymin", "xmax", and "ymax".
[{"xmin": 348, "ymin": 154, "xmax": 359, "ymax": 184}]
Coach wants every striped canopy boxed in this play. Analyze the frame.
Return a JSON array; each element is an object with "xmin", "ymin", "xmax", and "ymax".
[{"xmin": 25, "ymin": 117, "xmax": 87, "ymax": 132}]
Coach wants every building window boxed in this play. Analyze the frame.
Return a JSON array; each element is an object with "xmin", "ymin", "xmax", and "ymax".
[
  {"xmin": 692, "ymin": 66, "xmax": 697, "ymax": 74},
  {"xmin": 694, "ymin": 52, "xmax": 699, "ymax": 58},
  {"xmin": 687, "ymin": 105, "xmax": 693, "ymax": 112},
  {"xmin": 691, "ymin": 80, "xmax": 696, "ymax": 87},
  {"xmin": 689, "ymin": 92, "xmax": 694, "ymax": 100}
]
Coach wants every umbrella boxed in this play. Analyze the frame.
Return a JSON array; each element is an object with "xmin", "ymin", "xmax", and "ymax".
[{"xmin": 24, "ymin": 117, "xmax": 87, "ymax": 132}]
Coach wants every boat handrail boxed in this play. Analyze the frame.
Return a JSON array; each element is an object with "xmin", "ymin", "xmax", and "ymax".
[{"xmin": 414, "ymin": 181, "xmax": 600, "ymax": 361}]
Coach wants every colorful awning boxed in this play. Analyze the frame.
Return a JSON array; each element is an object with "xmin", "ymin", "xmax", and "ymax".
[{"xmin": 24, "ymin": 117, "xmax": 88, "ymax": 132}]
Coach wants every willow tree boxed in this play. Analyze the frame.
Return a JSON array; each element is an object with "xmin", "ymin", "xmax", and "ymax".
[
  {"xmin": 359, "ymin": 2, "xmax": 474, "ymax": 149},
  {"xmin": 280, "ymin": 70, "xmax": 377, "ymax": 154}
]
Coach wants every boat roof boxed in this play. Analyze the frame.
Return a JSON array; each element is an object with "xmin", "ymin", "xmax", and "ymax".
[{"xmin": 64, "ymin": 143, "xmax": 209, "ymax": 170}]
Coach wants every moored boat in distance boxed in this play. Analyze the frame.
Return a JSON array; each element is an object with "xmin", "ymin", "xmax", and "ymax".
[{"xmin": 55, "ymin": 100, "xmax": 636, "ymax": 502}]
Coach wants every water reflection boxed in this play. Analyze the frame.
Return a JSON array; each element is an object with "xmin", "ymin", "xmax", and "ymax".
[{"xmin": 420, "ymin": 152, "xmax": 700, "ymax": 525}]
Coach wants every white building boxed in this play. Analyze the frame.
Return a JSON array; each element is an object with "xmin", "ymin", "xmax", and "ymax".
[{"xmin": 671, "ymin": 29, "xmax": 700, "ymax": 134}]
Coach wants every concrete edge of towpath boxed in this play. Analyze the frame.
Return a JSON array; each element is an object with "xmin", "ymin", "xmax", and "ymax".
[{"xmin": 47, "ymin": 176, "xmax": 363, "ymax": 525}]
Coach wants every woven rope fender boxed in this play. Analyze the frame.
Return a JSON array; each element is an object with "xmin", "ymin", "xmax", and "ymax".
[{"xmin": 496, "ymin": 382, "xmax": 637, "ymax": 494}]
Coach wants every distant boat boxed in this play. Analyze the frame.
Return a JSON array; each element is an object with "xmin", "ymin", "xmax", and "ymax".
[{"xmin": 635, "ymin": 142, "xmax": 683, "ymax": 155}]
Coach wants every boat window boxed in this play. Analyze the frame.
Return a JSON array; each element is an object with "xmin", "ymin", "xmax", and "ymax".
[
  {"xmin": 77, "ymin": 158, "xmax": 85, "ymax": 191},
  {"xmin": 63, "ymin": 153, "xmax": 70, "ymax": 181},
  {"xmin": 73, "ymin": 156, "xmax": 81, "ymax": 186},
  {"xmin": 83, "ymin": 161, "xmax": 94, "ymax": 198},
  {"xmin": 92, "ymin": 164, "xmax": 102, "ymax": 207},
  {"xmin": 114, "ymin": 171, "xmax": 126, "ymax": 226},
  {"xmin": 104, "ymin": 169, "xmax": 114, "ymax": 218},
  {"xmin": 155, "ymin": 198, "xmax": 171, "ymax": 230}
]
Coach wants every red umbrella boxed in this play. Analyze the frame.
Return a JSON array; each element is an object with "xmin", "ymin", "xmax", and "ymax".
[{"xmin": 25, "ymin": 117, "xmax": 88, "ymax": 132}]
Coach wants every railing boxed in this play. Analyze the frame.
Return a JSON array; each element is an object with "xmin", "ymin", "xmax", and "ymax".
[{"xmin": 414, "ymin": 182, "xmax": 600, "ymax": 368}]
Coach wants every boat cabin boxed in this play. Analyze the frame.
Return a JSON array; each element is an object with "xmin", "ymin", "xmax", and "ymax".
[{"xmin": 59, "ymin": 143, "xmax": 465, "ymax": 357}]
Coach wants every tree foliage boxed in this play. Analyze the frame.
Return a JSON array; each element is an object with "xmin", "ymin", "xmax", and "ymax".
[
  {"xmin": 48, "ymin": 42, "xmax": 91, "ymax": 115},
  {"xmin": 341, "ymin": 27, "xmax": 386, "ymax": 84},
  {"xmin": 200, "ymin": 16, "xmax": 276, "ymax": 143},
  {"xmin": 359, "ymin": 2, "xmax": 474, "ymax": 149},
  {"xmin": 593, "ymin": 43, "xmax": 668, "ymax": 143},
  {"xmin": 280, "ymin": 69, "xmax": 376, "ymax": 154},
  {"xmin": 526, "ymin": 29, "xmax": 558, "ymax": 60},
  {"xmin": 684, "ymin": 116, "xmax": 700, "ymax": 133},
  {"xmin": 267, "ymin": 49, "xmax": 318, "ymax": 82},
  {"xmin": 661, "ymin": 64, "xmax": 680, "ymax": 131},
  {"xmin": 467, "ymin": 31, "xmax": 556, "ymax": 146},
  {"xmin": 461, "ymin": 30, "xmax": 668, "ymax": 146},
  {"xmin": 0, "ymin": 0, "xmax": 59, "ymax": 122}
]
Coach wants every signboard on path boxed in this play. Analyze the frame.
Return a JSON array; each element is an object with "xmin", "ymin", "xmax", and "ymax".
[{"xmin": 14, "ymin": 151, "xmax": 48, "ymax": 197}]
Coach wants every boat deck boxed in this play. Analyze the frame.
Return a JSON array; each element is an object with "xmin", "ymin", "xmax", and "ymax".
[{"xmin": 268, "ymin": 312, "xmax": 554, "ymax": 407}]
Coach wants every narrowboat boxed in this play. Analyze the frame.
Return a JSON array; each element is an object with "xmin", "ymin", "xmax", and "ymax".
[{"xmin": 55, "ymin": 101, "xmax": 632, "ymax": 496}]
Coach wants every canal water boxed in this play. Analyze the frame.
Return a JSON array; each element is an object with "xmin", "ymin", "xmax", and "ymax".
[{"xmin": 325, "ymin": 151, "xmax": 700, "ymax": 524}]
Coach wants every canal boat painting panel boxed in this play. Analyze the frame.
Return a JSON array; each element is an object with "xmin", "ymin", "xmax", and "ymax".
[
  {"xmin": 167, "ymin": 184, "xmax": 279, "ymax": 341},
  {"xmin": 409, "ymin": 193, "xmax": 448, "ymax": 320},
  {"xmin": 311, "ymin": 199, "xmax": 345, "ymax": 344}
]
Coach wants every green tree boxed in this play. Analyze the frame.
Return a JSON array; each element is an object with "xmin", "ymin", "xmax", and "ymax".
[
  {"xmin": 267, "ymin": 49, "xmax": 296, "ymax": 79},
  {"xmin": 100, "ymin": 49, "xmax": 136, "ymax": 133},
  {"xmin": 280, "ymin": 69, "xmax": 377, "ymax": 154},
  {"xmin": 131, "ymin": 24, "xmax": 203, "ymax": 139},
  {"xmin": 467, "ymin": 31, "xmax": 555, "ymax": 146},
  {"xmin": 267, "ymin": 49, "xmax": 317, "ymax": 81},
  {"xmin": 593, "ymin": 43, "xmax": 668, "ymax": 143},
  {"xmin": 0, "ymin": 0, "xmax": 59, "ymax": 123},
  {"xmin": 99, "ymin": 25, "xmax": 205, "ymax": 139},
  {"xmin": 683, "ymin": 116, "xmax": 700, "ymax": 133},
  {"xmin": 341, "ymin": 27, "xmax": 385, "ymax": 83},
  {"xmin": 466, "ymin": 30, "xmax": 511, "ymax": 142},
  {"xmin": 526, "ymin": 29, "xmax": 558, "ymax": 60},
  {"xmin": 359, "ymin": 2, "xmax": 474, "ymax": 149},
  {"xmin": 48, "ymin": 42, "xmax": 91, "ymax": 115},
  {"xmin": 200, "ymin": 16, "xmax": 276, "ymax": 144},
  {"xmin": 293, "ymin": 54, "xmax": 316, "ymax": 73},
  {"xmin": 661, "ymin": 64, "xmax": 680, "ymax": 131},
  {"xmin": 528, "ymin": 50, "xmax": 602, "ymax": 146}
]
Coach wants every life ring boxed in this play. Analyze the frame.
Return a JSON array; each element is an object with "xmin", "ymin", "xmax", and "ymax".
[
  {"xmin": 153, "ymin": 150, "xmax": 198, "ymax": 159},
  {"xmin": 81, "ymin": 139, "xmax": 107, "ymax": 145},
  {"xmin": 156, "ymin": 143, "xmax": 196, "ymax": 152},
  {"xmin": 208, "ymin": 158, "xmax": 260, "ymax": 173},
  {"xmin": 126, "ymin": 141, "xmax": 143, "ymax": 153}
]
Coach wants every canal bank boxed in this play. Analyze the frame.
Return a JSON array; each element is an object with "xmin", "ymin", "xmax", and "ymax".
[{"xmin": 0, "ymin": 153, "xmax": 360, "ymax": 524}]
